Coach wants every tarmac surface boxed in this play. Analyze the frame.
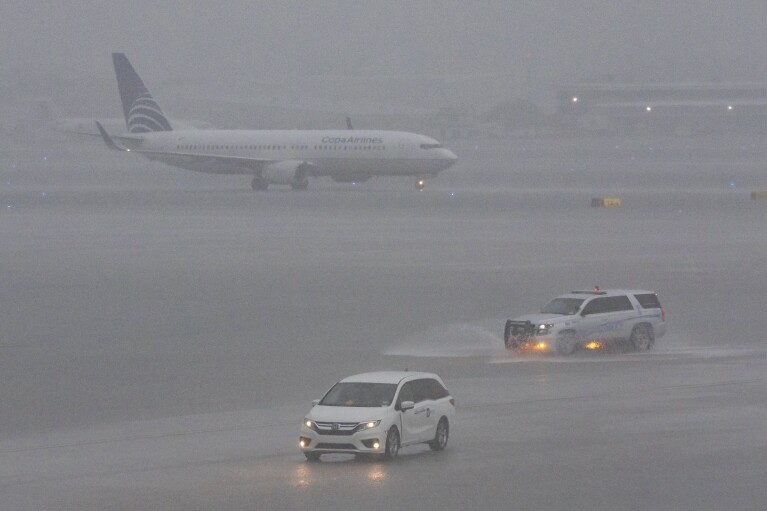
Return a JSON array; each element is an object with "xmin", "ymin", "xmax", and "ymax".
[{"xmin": 1, "ymin": 135, "xmax": 766, "ymax": 510}]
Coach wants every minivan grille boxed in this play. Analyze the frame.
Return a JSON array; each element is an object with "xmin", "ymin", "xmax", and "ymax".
[{"xmin": 314, "ymin": 421, "xmax": 358, "ymax": 436}]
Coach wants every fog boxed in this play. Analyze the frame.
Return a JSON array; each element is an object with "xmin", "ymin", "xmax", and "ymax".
[
  {"xmin": 2, "ymin": 3, "xmax": 767, "ymax": 511},
  {"xmin": 4, "ymin": 2, "xmax": 767, "ymax": 120}
]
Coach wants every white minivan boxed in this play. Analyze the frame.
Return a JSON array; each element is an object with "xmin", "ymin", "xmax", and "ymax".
[{"xmin": 299, "ymin": 371, "xmax": 455, "ymax": 461}]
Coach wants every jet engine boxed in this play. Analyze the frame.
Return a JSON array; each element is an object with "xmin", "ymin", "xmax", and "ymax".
[{"xmin": 261, "ymin": 160, "xmax": 310, "ymax": 189}]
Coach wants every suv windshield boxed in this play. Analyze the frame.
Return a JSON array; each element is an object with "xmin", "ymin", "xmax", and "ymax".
[
  {"xmin": 320, "ymin": 382, "xmax": 398, "ymax": 407},
  {"xmin": 541, "ymin": 298, "xmax": 584, "ymax": 315}
]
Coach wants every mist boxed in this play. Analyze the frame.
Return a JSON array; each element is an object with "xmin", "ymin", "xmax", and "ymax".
[{"xmin": 2, "ymin": 3, "xmax": 767, "ymax": 511}]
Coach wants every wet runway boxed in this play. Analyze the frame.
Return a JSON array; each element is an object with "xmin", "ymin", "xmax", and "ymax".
[{"xmin": 1, "ymin": 135, "xmax": 766, "ymax": 510}]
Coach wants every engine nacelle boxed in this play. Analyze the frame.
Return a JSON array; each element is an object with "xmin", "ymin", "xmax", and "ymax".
[{"xmin": 262, "ymin": 160, "xmax": 310, "ymax": 187}]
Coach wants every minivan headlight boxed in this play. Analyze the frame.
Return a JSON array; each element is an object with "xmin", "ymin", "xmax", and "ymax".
[
  {"xmin": 353, "ymin": 420, "xmax": 381, "ymax": 433},
  {"xmin": 303, "ymin": 419, "xmax": 316, "ymax": 431}
]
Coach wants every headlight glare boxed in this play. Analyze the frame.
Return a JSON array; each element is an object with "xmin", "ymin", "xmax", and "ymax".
[
  {"xmin": 537, "ymin": 323, "xmax": 554, "ymax": 335},
  {"xmin": 353, "ymin": 420, "xmax": 381, "ymax": 433}
]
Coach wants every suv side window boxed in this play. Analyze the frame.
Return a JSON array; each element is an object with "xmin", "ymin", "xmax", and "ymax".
[
  {"xmin": 605, "ymin": 296, "xmax": 633, "ymax": 312},
  {"xmin": 582, "ymin": 296, "xmax": 633, "ymax": 314},
  {"xmin": 634, "ymin": 293, "xmax": 661, "ymax": 309},
  {"xmin": 582, "ymin": 297, "xmax": 609, "ymax": 315}
]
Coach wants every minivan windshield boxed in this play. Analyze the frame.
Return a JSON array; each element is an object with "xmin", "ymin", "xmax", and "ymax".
[
  {"xmin": 541, "ymin": 298, "xmax": 584, "ymax": 315},
  {"xmin": 320, "ymin": 382, "xmax": 398, "ymax": 407}
]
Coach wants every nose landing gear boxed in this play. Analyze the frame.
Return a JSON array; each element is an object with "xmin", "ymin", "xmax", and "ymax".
[{"xmin": 416, "ymin": 177, "xmax": 426, "ymax": 191}]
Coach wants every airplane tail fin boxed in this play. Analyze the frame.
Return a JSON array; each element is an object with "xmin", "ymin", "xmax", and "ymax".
[{"xmin": 112, "ymin": 53, "xmax": 172, "ymax": 133}]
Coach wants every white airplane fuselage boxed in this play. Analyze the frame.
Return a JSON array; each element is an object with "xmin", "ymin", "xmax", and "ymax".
[{"xmin": 129, "ymin": 129, "xmax": 457, "ymax": 178}]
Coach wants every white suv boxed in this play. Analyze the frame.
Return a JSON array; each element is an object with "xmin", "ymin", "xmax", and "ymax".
[
  {"xmin": 299, "ymin": 371, "xmax": 455, "ymax": 461},
  {"xmin": 504, "ymin": 289, "xmax": 666, "ymax": 355}
]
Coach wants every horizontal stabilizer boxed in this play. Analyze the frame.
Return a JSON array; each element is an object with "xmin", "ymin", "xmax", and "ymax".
[{"xmin": 95, "ymin": 121, "xmax": 129, "ymax": 152}]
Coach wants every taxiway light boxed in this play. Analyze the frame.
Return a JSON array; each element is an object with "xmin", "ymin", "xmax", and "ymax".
[
  {"xmin": 572, "ymin": 96, "xmax": 579, "ymax": 103},
  {"xmin": 646, "ymin": 106, "xmax": 652, "ymax": 112}
]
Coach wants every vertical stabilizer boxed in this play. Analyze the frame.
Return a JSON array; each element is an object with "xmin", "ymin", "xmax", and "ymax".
[{"xmin": 112, "ymin": 53, "xmax": 172, "ymax": 133}]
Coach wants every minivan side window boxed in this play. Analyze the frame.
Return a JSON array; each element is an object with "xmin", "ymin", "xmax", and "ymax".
[
  {"xmin": 396, "ymin": 381, "xmax": 417, "ymax": 408},
  {"xmin": 415, "ymin": 378, "xmax": 449, "ymax": 401},
  {"xmin": 425, "ymin": 379, "xmax": 449, "ymax": 400}
]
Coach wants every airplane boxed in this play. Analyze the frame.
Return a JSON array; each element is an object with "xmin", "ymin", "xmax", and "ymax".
[{"xmin": 97, "ymin": 53, "xmax": 458, "ymax": 190}]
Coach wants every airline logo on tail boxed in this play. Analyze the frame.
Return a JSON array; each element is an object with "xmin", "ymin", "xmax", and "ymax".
[{"xmin": 112, "ymin": 53, "xmax": 172, "ymax": 133}]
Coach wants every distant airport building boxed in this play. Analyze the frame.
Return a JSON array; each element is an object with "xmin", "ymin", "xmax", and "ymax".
[{"xmin": 557, "ymin": 82, "xmax": 767, "ymax": 135}]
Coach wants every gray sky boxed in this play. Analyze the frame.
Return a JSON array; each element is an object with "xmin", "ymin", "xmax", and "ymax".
[{"xmin": 3, "ymin": 1, "xmax": 767, "ymax": 111}]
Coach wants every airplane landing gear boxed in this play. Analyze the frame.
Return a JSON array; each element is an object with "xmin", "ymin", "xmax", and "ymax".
[{"xmin": 416, "ymin": 177, "xmax": 426, "ymax": 191}]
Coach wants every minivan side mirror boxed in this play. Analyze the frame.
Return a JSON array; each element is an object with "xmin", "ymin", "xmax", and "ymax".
[
  {"xmin": 311, "ymin": 399, "xmax": 320, "ymax": 407},
  {"xmin": 400, "ymin": 400, "xmax": 415, "ymax": 411}
]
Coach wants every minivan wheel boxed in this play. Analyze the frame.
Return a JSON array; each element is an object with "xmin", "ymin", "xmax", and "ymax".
[
  {"xmin": 429, "ymin": 418, "xmax": 449, "ymax": 451},
  {"xmin": 631, "ymin": 325, "xmax": 654, "ymax": 351},
  {"xmin": 556, "ymin": 332, "xmax": 578, "ymax": 355},
  {"xmin": 384, "ymin": 427, "xmax": 400, "ymax": 460}
]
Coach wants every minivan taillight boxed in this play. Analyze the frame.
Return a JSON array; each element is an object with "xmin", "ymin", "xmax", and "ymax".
[
  {"xmin": 661, "ymin": 307, "xmax": 666, "ymax": 322},
  {"xmin": 449, "ymin": 398, "xmax": 455, "ymax": 407}
]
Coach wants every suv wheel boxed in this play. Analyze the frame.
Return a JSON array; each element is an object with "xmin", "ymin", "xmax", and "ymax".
[
  {"xmin": 631, "ymin": 325, "xmax": 654, "ymax": 351},
  {"xmin": 384, "ymin": 427, "xmax": 400, "ymax": 460},
  {"xmin": 429, "ymin": 417, "xmax": 449, "ymax": 451},
  {"xmin": 556, "ymin": 332, "xmax": 578, "ymax": 355}
]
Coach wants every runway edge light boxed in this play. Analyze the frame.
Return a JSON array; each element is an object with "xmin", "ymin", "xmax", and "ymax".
[{"xmin": 591, "ymin": 197, "xmax": 622, "ymax": 207}]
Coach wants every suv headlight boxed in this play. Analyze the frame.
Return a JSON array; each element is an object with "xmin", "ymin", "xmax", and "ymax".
[
  {"xmin": 537, "ymin": 323, "xmax": 554, "ymax": 335},
  {"xmin": 353, "ymin": 420, "xmax": 381, "ymax": 433}
]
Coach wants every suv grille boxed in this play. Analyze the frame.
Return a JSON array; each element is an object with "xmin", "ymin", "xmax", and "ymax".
[
  {"xmin": 314, "ymin": 421, "xmax": 358, "ymax": 436},
  {"xmin": 505, "ymin": 320, "xmax": 534, "ymax": 341}
]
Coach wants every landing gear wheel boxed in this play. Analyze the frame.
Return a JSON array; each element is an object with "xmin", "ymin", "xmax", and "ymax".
[
  {"xmin": 304, "ymin": 451, "xmax": 321, "ymax": 462},
  {"xmin": 383, "ymin": 427, "xmax": 400, "ymax": 460},
  {"xmin": 630, "ymin": 324, "xmax": 654, "ymax": 351},
  {"xmin": 429, "ymin": 418, "xmax": 449, "ymax": 451},
  {"xmin": 415, "ymin": 178, "xmax": 426, "ymax": 191},
  {"xmin": 556, "ymin": 332, "xmax": 578, "ymax": 355},
  {"xmin": 251, "ymin": 177, "xmax": 268, "ymax": 191}
]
